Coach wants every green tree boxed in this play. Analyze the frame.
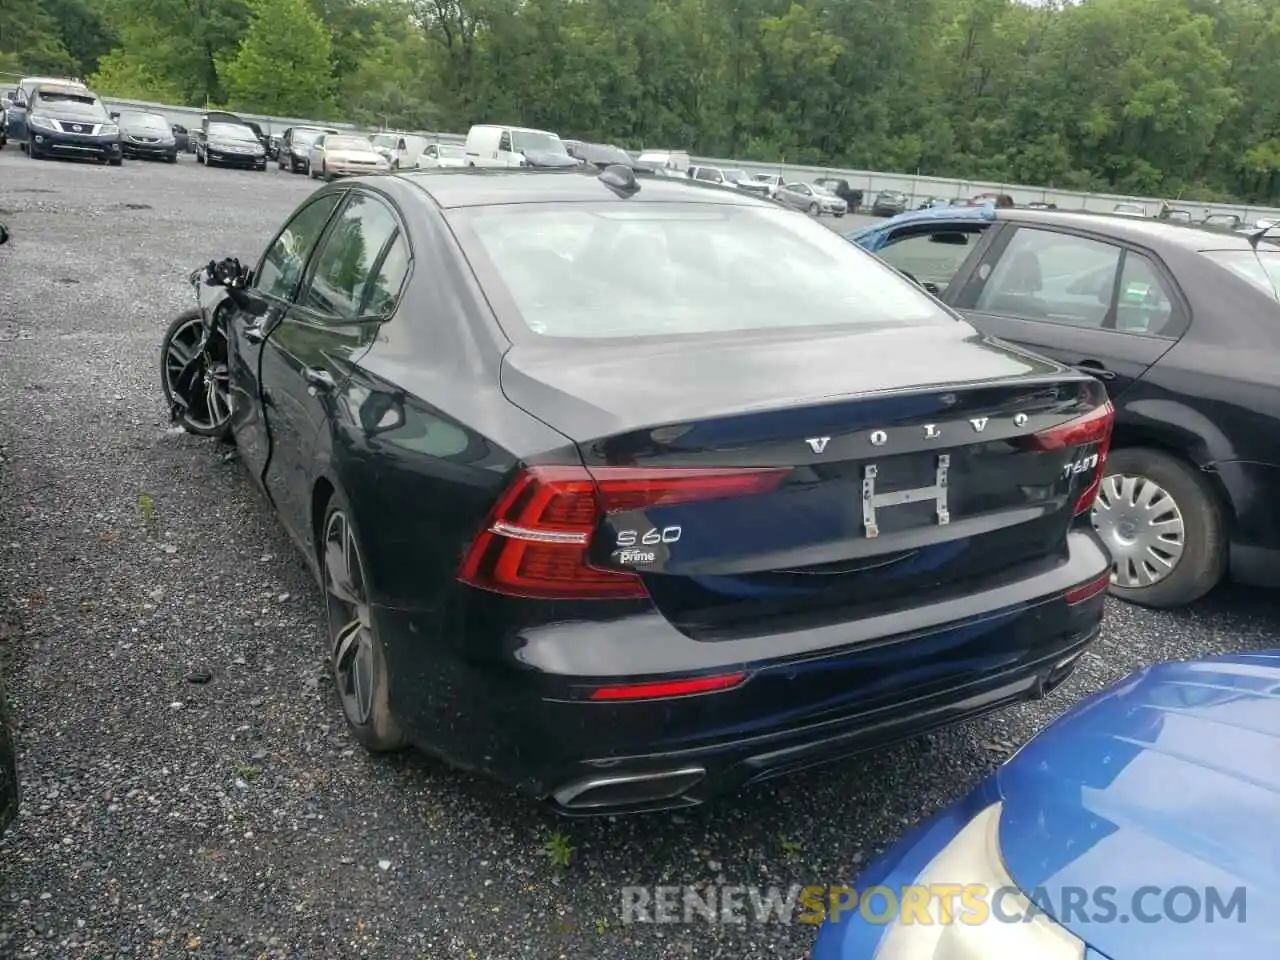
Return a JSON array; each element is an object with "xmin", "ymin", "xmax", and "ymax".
[{"xmin": 218, "ymin": 0, "xmax": 336, "ymax": 117}]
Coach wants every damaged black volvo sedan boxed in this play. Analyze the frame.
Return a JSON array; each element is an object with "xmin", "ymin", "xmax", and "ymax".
[{"xmin": 163, "ymin": 166, "xmax": 1113, "ymax": 815}]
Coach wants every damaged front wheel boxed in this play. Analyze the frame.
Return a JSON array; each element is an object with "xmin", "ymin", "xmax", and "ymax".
[{"xmin": 161, "ymin": 308, "xmax": 233, "ymax": 440}]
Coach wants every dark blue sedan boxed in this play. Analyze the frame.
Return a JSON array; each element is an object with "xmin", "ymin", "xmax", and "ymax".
[{"xmin": 812, "ymin": 650, "xmax": 1280, "ymax": 959}]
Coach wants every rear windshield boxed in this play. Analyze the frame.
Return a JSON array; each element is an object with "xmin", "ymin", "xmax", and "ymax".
[
  {"xmin": 1202, "ymin": 249, "xmax": 1280, "ymax": 300},
  {"xmin": 452, "ymin": 204, "xmax": 953, "ymax": 340}
]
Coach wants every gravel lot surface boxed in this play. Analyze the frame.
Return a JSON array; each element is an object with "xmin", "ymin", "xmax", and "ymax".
[{"xmin": 1, "ymin": 150, "xmax": 1277, "ymax": 960}]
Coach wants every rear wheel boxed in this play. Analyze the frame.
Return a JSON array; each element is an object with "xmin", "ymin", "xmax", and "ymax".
[
  {"xmin": 807, "ymin": 202, "xmax": 819, "ymax": 216},
  {"xmin": 1091, "ymin": 447, "xmax": 1226, "ymax": 608},
  {"xmin": 321, "ymin": 495, "xmax": 406, "ymax": 753},
  {"xmin": 160, "ymin": 308, "xmax": 233, "ymax": 440}
]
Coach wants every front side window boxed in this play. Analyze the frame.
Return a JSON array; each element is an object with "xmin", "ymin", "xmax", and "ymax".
[
  {"xmin": 299, "ymin": 193, "xmax": 401, "ymax": 321},
  {"xmin": 254, "ymin": 195, "xmax": 342, "ymax": 301},
  {"xmin": 975, "ymin": 227, "xmax": 1121, "ymax": 327},
  {"xmin": 452, "ymin": 203, "xmax": 954, "ymax": 340}
]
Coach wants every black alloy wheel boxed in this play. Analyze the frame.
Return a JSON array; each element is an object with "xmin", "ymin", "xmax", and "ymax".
[
  {"xmin": 160, "ymin": 308, "xmax": 233, "ymax": 440},
  {"xmin": 321, "ymin": 499, "xmax": 405, "ymax": 752}
]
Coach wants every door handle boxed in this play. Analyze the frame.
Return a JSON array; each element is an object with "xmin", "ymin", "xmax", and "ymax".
[
  {"xmin": 303, "ymin": 367, "xmax": 336, "ymax": 391},
  {"xmin": 1072, "ymin": 361, "xmax": 1116, "ymax": 381},
  {"xmin": 244, "ymin": 324, "xmax": 266, "ymax": 344}
]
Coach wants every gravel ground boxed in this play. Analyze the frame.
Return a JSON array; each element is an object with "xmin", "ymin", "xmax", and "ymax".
[{"xmin": 0, "ymin": 150, "xmax": 1277, "ymax": 960}]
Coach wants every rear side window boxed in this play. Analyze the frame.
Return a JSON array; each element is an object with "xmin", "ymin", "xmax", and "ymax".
[
  {"xmin": 300, "ymin": 193, "xmax": 401, "ymax": 321},
  {"xmin": 975, "ymin": 227, "xmax": 1120, "ymax": 327},
  {"xmin": 254, "ymin": 194, "xmax": 342, "ymax": 301},
  {"xmin": 1202, "ymin": 249, "xmax": 1280, "ymax": 301},
  {"xmin": 451, "ymin": 204, "xmax": 953, "ymax": 340}
]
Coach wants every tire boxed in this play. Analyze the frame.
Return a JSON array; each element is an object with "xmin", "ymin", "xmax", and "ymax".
[
  {"xmin": 807, "ymin": 202, "xmax": 819, "ymax": 216},
  {"xmin": 159, "ymin": 308, "xmax": 234, "ymax": 441},
  {"xmin": 28, "ymin": 139, "xmax": 41, "ymax": 160},
  {"xmin": 319, "ymin": 492, "xmax": 406, "ymax": 753},
  {"xmin": 1091, "ymin": 447, "xmax": 1226, "ymax": 608},
  {"xmin": 309, "ymin": 163, "xmax": 317, "ymax": 179},
  {"xmin": 167, "ymin": 153, "xmax": 177, "ymax": 164}
]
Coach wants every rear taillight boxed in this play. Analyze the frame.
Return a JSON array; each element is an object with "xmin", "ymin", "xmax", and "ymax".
[
  {"xmin": 1025, "ymin": 401, "xmax": 1115, "ymax": 515},
  {"xmin": 458, "ymin": 465, "xmax": 788, "ymax": 600}
]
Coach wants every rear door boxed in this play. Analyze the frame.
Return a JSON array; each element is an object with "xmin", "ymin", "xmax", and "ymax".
[
  {"xmin": 949, "ymin": 224, "xmax": 1187, "ymax": 397},
  {"xmin": 259, "ymin": 189, "xmax": 410, "ymax": 544}
]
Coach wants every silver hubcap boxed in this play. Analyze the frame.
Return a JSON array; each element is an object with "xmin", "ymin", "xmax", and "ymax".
[
  {"xmin": 1091, "ymin": 473, "xmax": 1186, "ymax": 589},
  {"xmin": 165, "ymin": 317, "xmax": 231, "ymax": 429},
  {"xmin": 324, "ymin": 511, "xmax": 375, "ymax": 726}
]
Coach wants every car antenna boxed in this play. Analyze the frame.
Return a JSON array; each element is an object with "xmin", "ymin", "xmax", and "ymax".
[
  {"xmin": 599, "ymin": 163, "xmax": 640, "ymax": 197},
  {"xmin": 1248, "ymin": 224, "xmax": 1276, "ymax": 249}
]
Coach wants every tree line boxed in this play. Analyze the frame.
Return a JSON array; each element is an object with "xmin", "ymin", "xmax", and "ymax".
[{"xmin": 4, "ymin": 0, "xmax": 1280, "ymax": 202}]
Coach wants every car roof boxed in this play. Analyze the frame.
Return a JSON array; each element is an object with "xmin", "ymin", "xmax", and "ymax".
[
  {"xmin": 996, "ymin": 209, "xmax": 1262, "ymax": 251},
  {"xmin": 398, "ymin": 168, "xmax": 772, "ymax": 209}
]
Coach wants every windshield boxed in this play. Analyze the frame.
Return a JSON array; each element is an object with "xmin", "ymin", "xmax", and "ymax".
[
  {"xmin": 292, "ymin": 128, "xmax": 324, "ymax": 146},
  {"xmin": 34, "ymin": 91, "xmax": 105, "ymax": 118},
  {"xmin": 119, "ymin": 112, "xmax": 169, "ymax": 131},
  {"xmin": 1202, "ymin": 250, "xmax": 1280, "ymax": 300},
  {"xmin": 439, "ymin": 145, "xmax": 465, "ymax": 159},
  {"xmin": 452, "ymin": 204, "xmax": 952, "ymax": 340},
  {"xmin": 723, "ymin": 169, "xmax": 748, "ymax": 183},
  {"xmin": 371, "ymin": 134, "xmax": 397, "ymax": 148},
  {"xmin": 208, "ymin": 122, "xmax": 256, "ymax": 140},
  {"xmin": 326, "ymin": 136, "xmax": 372, "ymax": 152},
  {"xmin": 511, "ymin": 131, "xmax": 566, "ymax": 155}
]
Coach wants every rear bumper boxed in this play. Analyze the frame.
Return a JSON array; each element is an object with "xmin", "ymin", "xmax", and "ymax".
[{"xmin": 376, "ymin": 528, "xmax": 1109, "ymax": 813}]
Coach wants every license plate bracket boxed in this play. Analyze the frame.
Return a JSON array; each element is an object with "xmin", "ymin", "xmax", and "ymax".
[{"xmin": 862, "ymin": 455, "xmax": 950, "ymax": 539}]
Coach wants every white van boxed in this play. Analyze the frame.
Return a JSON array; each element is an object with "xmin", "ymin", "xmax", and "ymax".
[
  {"xmin": 463, "ymin": 124, "xmax": 578, "ymax": 168},
  {"xmin": 369, "ymin": 132, "xmax": 429, "ymax": 169}
]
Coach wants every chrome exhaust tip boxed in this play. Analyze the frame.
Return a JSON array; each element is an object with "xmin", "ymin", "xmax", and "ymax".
[{"xmin": 553, "ymin": 766, "xmax": 706, "ymax": 811}]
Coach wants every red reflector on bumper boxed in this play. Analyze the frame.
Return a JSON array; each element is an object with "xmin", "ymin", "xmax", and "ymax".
[
  {"xmin": 588, "ymin": 672, "xmax": 747, "ymax": 701},
  {"xmin": 1065, "ymin": 571, "xmax": 1111, "ymax": 605}
]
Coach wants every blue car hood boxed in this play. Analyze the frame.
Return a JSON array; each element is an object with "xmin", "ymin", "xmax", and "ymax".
[
  {"xmin": 997, "ymin": 651, "xmax": 1280, "ymax": 960},
  {"xmin": 846, "ymin": 204, "xmax": 996, "ymax": 252}
]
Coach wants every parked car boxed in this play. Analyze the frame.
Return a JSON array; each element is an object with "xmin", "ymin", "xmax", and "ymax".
[
  {"xmin": 308, "ymin": 133, "xmax": 389, "ymax": 179},
  {"xmin": 0, "ymin": 104, "xmax": 7, "ymax": 149},
  {"xmin": 22, "ymin": 82, "xmax": 121, "ymax": 165},
  {"xmin": 196, "ymin": 117, "xmax": 266, "ymax": 169},
  {"xmin": 112, "ymin": 109, "xmax": 178, "ymax": 162},
  {"xmin": 748, "ymin": 173, "xmax": 785, "ymax": 197},
  {"xmin": 871, "ymin": 190, "xmax": 909, "ymax": 216},
  {"xmin": 0, "ymin": 223, "xmax": 13, "ymax": 835},
  {"xmin": 812, "ymin": 647, "xmax": 1279, "ymax": 960},
  {"xmin": 277, "ymin": 126, "xmax": 337, "ymax": 174},
  {"xmin": 1200, "ymin": 212, "xmax": 1242, "ymax": 232},
  {"xmin": 775, "ymin": 181, "xmax": 847, "ymax": 216},
  {"xmin": 814, "ymin": 177, "xmax": 864, "ymax": 211},
  {"xmin": 688, "ymin": 164, "xmax": 737, "ymax": 188},
  {"xmin": 370, "ymin": 132, "xmax": 428, "ymax": 170},
  {"xmin": 416, "ymin": 142, "xmax": 468, "ymax": 169},
  {"xmin": 3, "ymin": 75, "xmax": 88, "ymax": 149},
  {"xmin": 171, "ymin": 166, "xmax": 1112, "ymax": 813},
  {"xmin": 566, "ymin": 141, "xmax": 633, "ymax": 170},
  {"xmin": 849, "ymin": 205, "xmax": 1280, "ymax": 607},
  {"xmin": 918, "ymin": 195, "xmax": 953, "ymax": 209},
  {"xmin": 1026, "ymin": 200, "xmax": 1058, "ymax": 209},
  {"xmin": 635, "ymin": 149, "xmax": 691, "ymax": 172},
  {"xmin": 463, "ymin": 124, "xmax": 578, "ymax": 168},
  {"xmin": 170, "ymin": 123, "xmax": 190, "ymax": 153}
]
